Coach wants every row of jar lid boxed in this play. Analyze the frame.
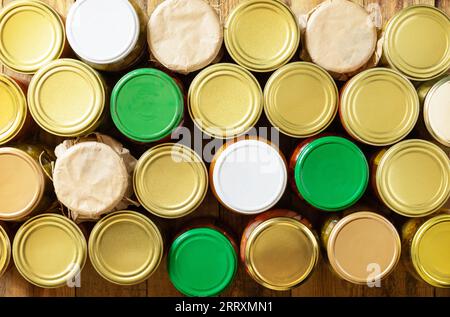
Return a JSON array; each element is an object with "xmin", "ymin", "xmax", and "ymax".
[
  {"xmin": 1, "ymin": 209, "xmax": 449, "ymax": 294},
  {"xmin": 0, "ymin": 0, "xmax": 449, "ymax": 81}
]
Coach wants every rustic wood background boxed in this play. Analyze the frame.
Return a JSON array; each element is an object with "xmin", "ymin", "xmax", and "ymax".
[{"xmin": 0, "ymin": 0, "xmax": 449, "ymax": 297}]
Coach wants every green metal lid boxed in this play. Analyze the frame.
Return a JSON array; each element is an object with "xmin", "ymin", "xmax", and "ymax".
[
  {"xmin": 111, "ymin": 68, "xmax": 184, "ymax": 143},
  {"xmin": 294, "ymin": 136, "xmax": 368, "ymax": 211},
  {"xmin": 168, "ymin": 227, "xmax": 237, "ymax": 297}
]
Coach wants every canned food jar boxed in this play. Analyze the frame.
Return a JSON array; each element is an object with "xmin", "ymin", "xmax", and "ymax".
[
  {"xmin": 372, "ymin": 139, "xmax": 449, "ymax": 217},
  {"xmin": 66, "ymin": 0, "xmax": 146, "ymax": 72},
  {"xmin": 382, "ymin": 5, "xmax": 450, "ymax": 81},
  {"xmin": 210, "ymin": 137, "xmax": 287, "ymax": 215},
  {"xmin": 0, "ymin": 224, "xmax": 11, "ymax": 278},
  {"xmin": 53, "ymin": 134, "xmax": 137, "ymax": 221},
  {"xmin": 111, "ymin": 68, "xmax": 184, "ymax": 143},
  {"xmin": 134, "ymin": 143, "xmax": 208, "ymax": 218},
  {"xmin": 264, "ymin": 62, "xmax": 338, "ymax": 138},
  {"xmin": 0, "ymin": 0, "xmax": 65, "ymax": 74},
  {"xmin": 224, "ymin": 0, "xmax": 299, "ymax": 72},
  {"xmin": 147, "ymin": 0, "xmax": 223, "ymax": 74},
  {"xmin": 340, "ymin": 68, "xmax": 419, "ymax": 146},
  {"xmin": 290, "ymin": 136, "xmax": 369, "ymax": 211},
  {"xmin": 0, "ymin": 145, "xmax": 54, "ymax": 221},
  {"xmin": 89, "ymin": 210, "xmax": 163, "ymax": 285},
  {"xmin": 241, "ymin": 209, "xmax": 319, "ymax": 290},
  {"xmin": 322, "ymin": 211, "xmax": 400, "ymax": 285},
  {"xmin": 13, "ymin": 213, "xmax": 87, "ymax": 288},
  {"xmin": 188, "ymin": 63, "xmax": 263, "ymax": 139},
  {"xmin": 28, "ymin": 59, "xmax": 106, "ymax": 137}
]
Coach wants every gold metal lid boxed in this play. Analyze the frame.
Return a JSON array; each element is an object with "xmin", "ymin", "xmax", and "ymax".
[
  {"xmin": 0, "ymin": 224, "xmax": 11, "ymax": 277},
  {"xmin": 89, "ymin": 211, "xmax": 163, "ymax": 285},
  {"xmin": 376, "ymin": 140, "xmax": 450, "ymax": 217},
  {"xmin": 0, "ymin": 74, "xmax": 27, "ymax": 145},
  {"xmin": 340, "ymin": 68, "xmax": 419, "ymax": 146},
  {"xmin": 28, "ymin": 58, "xmax": 105, "ymax": 137},
  {"xmin": 13, "ymin": 213, "xmax": 87, "ymax": 288},
  {"xmin": 0, "ymin": 0, "xmax": 65, "ymax": 74},
  {"xmin": 245, "ymin": 217, "xmax": 319, "ymax": 290},
  {"xmin": 0, "ymin": 147, "xmax": 45, "ymax": 221},
  {"xmin": 383, "ymin": 5, "xmax": 450, "ymax": 81},
  {"xmin": 224, "ymin": 0, "xmax": 299, "ymax": 72},
  {"xmin": 188, "ymin": 63, "xmax": 263, "ymax": 139},
  {"xmin": 327, "ymin": 212, "xmax": 401, "ymax": 285},
  {"xmin": 134, "ymin": 143, "xmax": 208, "ymax": 218},
  {"xmin": 264, "ymin": 62, "xmax": 338, "ymax": 137}
]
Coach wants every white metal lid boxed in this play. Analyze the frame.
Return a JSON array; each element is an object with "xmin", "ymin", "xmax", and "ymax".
[{"xmin": 424, "ymin": 78, "xmax": 450, "ymax": 146}]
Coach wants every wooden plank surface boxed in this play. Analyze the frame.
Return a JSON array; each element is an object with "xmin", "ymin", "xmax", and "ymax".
[{"xmin": 0, "ymin": 0, "xmax": 449, "ymax": 297}]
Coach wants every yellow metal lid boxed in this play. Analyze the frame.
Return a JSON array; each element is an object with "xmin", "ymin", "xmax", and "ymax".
[
  {"xmin": 376, "ymin": 140, "xmax": 450, "ymax": 217},
  {"xmin": 0, "ymin": 147, "xmax": 45, "ymax": 221},
  {"xmin": 28, "ymin": 58, "xmax": 105, "ymax": 137},
  {"xmin": 264, "ymin": 62, "xmax": 338, "ymax": 137},
  {"xmin": 245, "ymin": 217, "xmax": 319, "ymax": 290},
  {"xmin": 383, "ymin": 5, "xmax": 450, "ymax": 81},
  {"xmin": 89, "ymin": 211, "xmax": 163, "ymax": 285},
  {"xmin": 0, "ymin": 74, "xmax": 27, "ymax": 145},
  {"xmin": 0, "ymin": 0, "xmax": 65, "ymax": 74},
  {"xmin": 224, "ymin": 0, "xmax": 299, "ymax": 72},
  {"xmin": 340, "ymin": 68, "xmax": 419, "ymax": 146},
  {"xmin": 327, "ymin": 212, "xmax": 401, "ymax": 285},
  {"xmin": 134, "ymin": 143, "xmax": 208, "ymax": 218},
  {"xmin": 13, "ymin": 213, "xmax": 87, "ymax": 288},
  {"xmin": 412, "ymin": 214, "xmax": 450, "ymax": 287},
  {"xmin": 188, "ymin": 63, "xmax": 263, "ymax": 139},
  {"xmin": 0, "ymin": 224, "xmax": 11, "ymax": 277}
]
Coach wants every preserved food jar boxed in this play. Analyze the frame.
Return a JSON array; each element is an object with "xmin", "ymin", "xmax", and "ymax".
[{"xmin": 0, "ymin": 223, "xmax": 11, "ymax": 278}]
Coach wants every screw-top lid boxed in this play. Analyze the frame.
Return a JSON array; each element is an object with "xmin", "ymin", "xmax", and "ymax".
[{"xmin": 0, "ymin": 224, "xmax": 11, "ymax": 278}]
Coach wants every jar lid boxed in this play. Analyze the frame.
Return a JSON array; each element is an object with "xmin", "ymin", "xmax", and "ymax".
[
  {"xmin": 224, "ymin": 0, "xmax": 299, "ymax": 72},
  {"xmin": 111, "ymin": 68, "xmax": 184, "ymax": 143},
  {"xmin": 134, "ymin": 143, "xmax": 208, "ymax": 218},
  {"xmin": 340, "ymin": 68, "xmax": 419, "ymax": 146},
  {"xmin": 327, "ymin": 212, "xmax": 401, "ymax": 285},
  {"xmin": 0, "ymin": 74, "xmax": 27, "ymax": 145},
  {"xmin": 383, "ymin": 5, "xmax": 450, "ymax": 81},
  {"xmin": 423, "ymin": 76, "xmax": 450, "ymax": 147},
  {"xmin": 211, "ymin": 138, "xmax": 287, "ymax": 214},
  {"xmin": 244, "ymin": 217, "xmax": 319, "ymax": 290},
  {"xmin": 376, "ymin": 139, "xmax": 449, "ymax": 217},
  {"xmin": 294, "ymin": 136, "xmax": 369, "ymax": 211},
  {"xmin": 168, "ymin": 227, "xmax": 237, "ymax": 296},
  {"xmin": 411, "ymin": 214, "xmax": 450, "ymax": 287},
  {"xmin": 66, "ymin": 0, "xmax": 140, "ymax": 66},
  {"xmin": 13, "ymin": 213, "xmax": 87, "ymax": 288},
  {"xmin": 0, "ymin": 0, "xmax": 65, "ymax": 74},
  {"xmin": 28, "ymin": 59, "xmax": 105, "ymax": 137},
  {"xmin": 0, "ymin": 147, "xmax": 45, "ymax": 221},
  {"xmin": 89, "ymin": 211, "xmax": 163, "ymax": 285},
  {"xmin": 264, "ymin": 62, "xmax": 338, "ymax": 138},
  {"xmin": 0, "ymin": 225, "xmax": 11, "ymax": 278}
]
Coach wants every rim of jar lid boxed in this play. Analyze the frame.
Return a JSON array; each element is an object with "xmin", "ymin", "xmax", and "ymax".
[
  {"xmin": 0, "ymin": 0, "xmax": 65, "ymax": 74},
  {"xmin": 66, "ymin": 0, "xmax": 140, "ymax": 65},
  {"xmin": 224, "ymin": 0, "xmax": 300, "ymax": 72},
  {"xmin": 27, "ymin": 58, "xmax": 105, "ymax": 137},
  {"xmin": 376, "ymin": 139, "xmax": 450, "ymax": 217},
  {"xmin": 0, "ymin": 74, "xmax": 27, "ymax": 145},
  {"xmin": 383, "ymin": 5, "xmax": 450, "ymax": 81},
  {"xmin": 0, "ymin": 147, "xmax": 45, "ymax": 221},
  {"xmin": 111, "ymin": 68, "xmax": 184, "ymax": 143},
  {"xmin": 13, "ymin": 213, "xmax": 87, "ymax": 288},
  {"xmin": 264, "ymin": 62, "xmax": 338, "ymax": 138},
  {"xmin": 411, "ymin": 214, "xmax": 450, "ymax": 287},
  {"xmin": 340, "ymin": 68, "xmax": 419, "ymax": 146},
  {"xmin": 244, "ymin": 217, "xmax": 319, "ymax": 290},
  {"xmin": 423, "ymin": 76, "xmax": 450, "ymax": 147},
  {"xmin": 327, "ymin": 211, "xmax": 401, "ymax": 285},
  {"xmin": 211, "ymin": 137, "xmax": 288, "ymax": 214},
  {"xmin": 0, "ymin": 225, "xmax": 11, "ymax": 278},
  {"xmin": 188, "ymin": 63, "xmax": 263, "ymax": 139},
  {"xmin": 89, "ymin": 211, "xmax": 163, "ymax": 285},
  {"xmin": 134, "ymin": 143, "xmax": 208, "ymax": 218}
]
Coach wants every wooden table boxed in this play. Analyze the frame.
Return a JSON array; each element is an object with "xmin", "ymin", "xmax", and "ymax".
[{"xmin": 0, "ymin": 0, "xmax": 449, "ymax": 297}]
